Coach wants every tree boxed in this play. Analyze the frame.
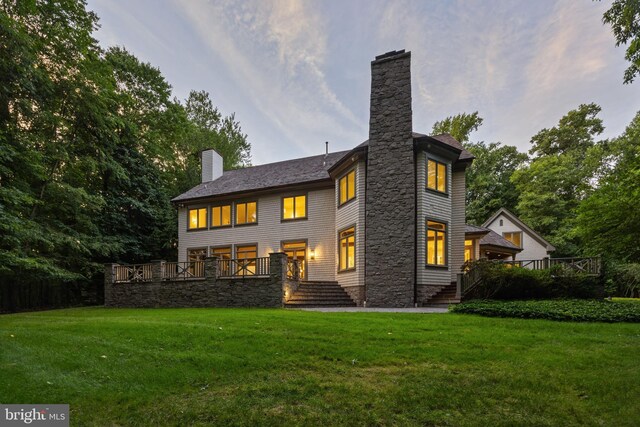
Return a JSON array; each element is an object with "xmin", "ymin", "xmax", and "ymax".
[
  {"xmin": 431, "ymin": 112, "xmax": 483, "ymax": 143},
  {"xmin": 575, "ymin": 111, "xmax": 640, "ymax": 261},
  {"xmin": 603, "ymin": 0, "xmax": 640, "ymax": 84},
  {"xmin": 465, "ymin": 142, "xmax": 528, "ymax": 225},
  {"xmin": 512, "ymin": 104, "xmax": 606, "ymax": 255}
]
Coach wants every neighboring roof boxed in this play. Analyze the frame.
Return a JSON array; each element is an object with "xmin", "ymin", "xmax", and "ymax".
[
  {"xmin": 465, "ymin": 224, "xmax": 522, "ymax": 252},
  {"xmin": 172, "ymin": 151, "xmax": 349, "ymax": 202},
  {"xmin": 482, "ymin": 208, "xmax": 556, "ymax": 252}
]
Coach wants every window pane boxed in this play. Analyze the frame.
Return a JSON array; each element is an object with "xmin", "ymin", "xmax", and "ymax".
[
  {"xmin": 283, "ymin": 197, "xmax": 294, "ymax": 219},
  {"xmin": 212, "ymin": 247, "xmax": 231, "ymax": 260},
  {"xmin": 437, "ymin": 163, "xmax": 446, "ymax": 192},
  {"xmin": 247, "ymin": 202, "xmax": 257, "ymax": 223},
  {"xmin": 198, "ymin": 209, "xmax": 207, "ymax": 228},
  {"xmin": 339, "ymin": 176, "xmax": 347, "ymax": 204},
  {"xmin": 295, "ymin": 195, "xmax": 306, "ymax": 218},
  {"xmin": 427, "ymin": 220, "xmax": 445, "ymax": 230},
  {"xmin": 236, "ymin": 203, "xmax": 246, "ymax": 224},
  {"xmin": 427, "ymin": 230, "xmax": 436, "ymax": 265},
  {"xmin": 347, "ymin": 236, "xmax": 355, "ymax": 268},
  {"xmin": 347, "ymin": 171, "xmax": 355, "ymax": 199},
  {"xmin": 212, "ymin": 207, "xmax": 221, "ymax": 227},
  {"xmin": 513, "ymin": 233, "xmax": 521, "ymax": 247},
  {"xmin": 340, "ymin": 239, "xmax": 347, "ymax": 270},
  {"xmin": 221, "ymin": 205, "xmax": 231, "ymax": 226},
  {"xmin": 189, "ymin": 210, "xmax": 198, "ymax": 229},
  {"xmin": 436, "ymin": 232, "xmax": 445, "ymax": 265},
  {"xmin": 427, "ymin": 160, "xmax": 437, "ymax": 189}
]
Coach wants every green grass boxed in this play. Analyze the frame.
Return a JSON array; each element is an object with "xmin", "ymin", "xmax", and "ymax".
[
  {"xmin": 452, "ymin": 299, "xmax": 640, "ymax": 322},
  {"xmin": 1, "ymin": 308, "xmax": 639, "ymax": 426}
]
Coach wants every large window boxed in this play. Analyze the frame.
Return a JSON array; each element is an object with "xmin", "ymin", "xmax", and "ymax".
[
  {"xmin": 338, "ymin": 226, "xmax": 356, "ymax": 271},
  {"xmin": 212, "ymin": 246, "xmax": 232, "ymax": 276},
  {"xmin": 187, "ymin": 248, "xmax": 206, "ymax": 276},
  {"xmin": 236, "ymin": 244, "xmax": 257, "ymax": 275},
  {"xmin": 503, "ymin": 232, "xmax": 522, "ymax": 248},
  {"xmin": 427, "ymin": 220, "xmax": 447, "ymax": 266},
  {"xmin": 427, "ymin": 159, "xmax": 447, "ymax": 193},
  {"xmin": 282, "ymin": 195, "xmax": 307, "ymax": 220},
  {"xmin": 338, "ymin": 169, "xmax": 356, "ymax": 205},
  {"xmin": 464, "ymin": 239, "xmax": 474, "ymax": 262},
  {"xmin": 235, "ymin": 201, "xmax": 257, "ymax": 225},
  {"xmin": 188, "ymin": 208, "xmax": 207, "ymax": 230},
  {"xmin": 211, "ymin": 205, "xmax": 231, "ymax": 228},
  {"xmin": 283, "ymin": 241, "xmax": 307, "ymax": 279}
]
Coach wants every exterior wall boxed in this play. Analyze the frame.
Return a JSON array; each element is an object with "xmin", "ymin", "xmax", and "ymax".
[
  {"xmin": 335, "ymin": 160, "xmax": 366, "ymax": 304},
  {"xmin": 177, "ymin": 188, "xmax": 336, "ymax": 282},
  {"xmin": 365, "ymin": 51, "xmax": 415, "ymax": 308},
  {"xmin": 450, "ymin": 170, "xmax": 466, "ymax": 280},
  {"xmin": 416, "ymin": 150, "xmax": 452, "ymax": 289},
  {"xmin": 485, "ymin": 214, "xmax": 549, "ymax": 261}
]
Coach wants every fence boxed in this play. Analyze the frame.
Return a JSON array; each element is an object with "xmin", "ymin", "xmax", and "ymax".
[{"xmin": 217, "ymin": 257, "xmax": 270, "ymax": 278}]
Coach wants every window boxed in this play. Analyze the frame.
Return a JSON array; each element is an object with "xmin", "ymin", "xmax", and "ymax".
[
  {"xmin": 212, "ymin": 246, "xmax": 232, "ymax": 276},
  {"xmin": 236, "ymin": 244, "xmax": 257, "ymax": 275},
  {"xmin": 427, "ymin": 220, "xmax": 447, "ymax": 266},
  {"xmin": 211, "ymin": 246, "xmax": 231, "ymax": 260},
  {"xmin": 188, "ymin": 208, "xmax": 207, "ymax": 230},
  {"xmin": 283, "ymin": 241, "xmax": 307, "ymax": 279},
  {"xmin": 235, "ymin": 201, "xmax": 257, "ymax": 225},
  {"xmin": 338, "ymin": 169, "xmax": 356, "ymax": 205},
  {"xmin": 503, "ymin": 232, "xmax": 522, "ymax": 248},
  {"xmin": 211, "ymin": 205, "xmax": 231, "ymax": 227},
  {"xmin": 427, "ymin": 159, "xmax": 447, "ymax": 193},
  {"xmin": 187, "ymin": 248, "xmax": 206, "ymax": 277},
  {"xmin": 499, "ymin": 219, "xmax": 504, "ymax": 226},
  {"xmin": 338, "ymin": 227, "xmax": 355, "ymax": 271},
  {"xmin": 464, "ymin": 239, "xmax": 474, "ymax": 262},
  {"xmin": 282, "ymin": 195, "xmax": 307, "ymax": 220}
]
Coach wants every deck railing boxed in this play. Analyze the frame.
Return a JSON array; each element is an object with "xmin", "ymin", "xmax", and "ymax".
[
  {"xmin": 217, "ymin": 257, "xmax": 270, "ymax": 278},
  {"xmin": 548, "ymin": 257, "xmax": 602, "ymax": 276},
  {"xmin": 113, "ymin": 264, "xmax": 153, "ymax": 283},
  {"xmin": 163, "ymin": 261, "xmax": 205, "ymax": 280}
]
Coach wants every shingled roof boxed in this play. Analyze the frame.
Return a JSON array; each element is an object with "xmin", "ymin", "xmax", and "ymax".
[
  {"xmin": 465, "ymin": 224, "xmax": 521, "ymax": 252},
  {"xmin": 172, "ymin": 150, "xmax": 349, "ymax": 202}
]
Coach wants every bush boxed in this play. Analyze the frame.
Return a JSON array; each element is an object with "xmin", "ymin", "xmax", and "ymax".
[
  {"xmin": 465, "ymin": 260, "xmax": 603, "ymax": 300},
  {"xmin": 451, "ymin": 299, "xmax": 640, "ymax": 323},
  {"xmin": 605, "ymin": 263, "xmax": 640, "ymax": 297}
]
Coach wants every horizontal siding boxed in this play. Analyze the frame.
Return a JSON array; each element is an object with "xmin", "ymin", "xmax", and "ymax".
[
  {"xmin": 335, "ymin": 161, "xmax": 365, "ymax": 288},
  {"xmin": 450, "ymin": 170, "xmax": 466, "ymax": 281},
  {"xmin": 485, "ymin": 215, "xmax": 549, "ymax": 261},
  {"xmin": 178, "ymin": 188, "xmax": 336, "ymax": 281},
  {"xmin": 416, "ymin": 150, "xmax": 452, "ymax": 286}
]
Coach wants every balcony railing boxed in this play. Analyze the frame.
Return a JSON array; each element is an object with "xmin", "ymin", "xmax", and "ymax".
[
  {"xmin": 163, "ymin": 261, "xmax": 205, "ymax": 280},
  {"xmin": 113, "ymin": 264, "xmax": 152, "ymax": 283},
  {"xmin": 217, "ymin": 257, "xmax": 270, "ymax": 278}
]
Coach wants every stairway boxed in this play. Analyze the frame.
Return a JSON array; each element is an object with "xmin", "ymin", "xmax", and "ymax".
[
  {"xmin": 285, "ymin": 281, "xmax": 357, "ymax": 308},
  {"xmin": 426, "ymin": 283, "xmax": 460, "ymax": 306}
]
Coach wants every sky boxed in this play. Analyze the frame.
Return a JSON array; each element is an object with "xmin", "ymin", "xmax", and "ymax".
[{"xmin": 87, "ymin": 0, "xmax": 640, "ymax": 165}]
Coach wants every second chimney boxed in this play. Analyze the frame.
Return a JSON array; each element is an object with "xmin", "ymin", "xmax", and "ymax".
[{"xmin": 201, "ymin": 148, "xmax": 223, "ymax": 183}]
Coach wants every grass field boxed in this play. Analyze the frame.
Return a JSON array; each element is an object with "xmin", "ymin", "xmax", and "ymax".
[{"xmin": 1, "ymin": 308, "xmax": 638, "ymax": 426}]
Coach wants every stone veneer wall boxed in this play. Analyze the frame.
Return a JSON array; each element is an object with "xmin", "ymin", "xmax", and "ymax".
[
  {"xmin": 364, "ymin": 50, "xmax": 415, "ymax": 308},
  {"xmin": 104, "ymin": 253, "xmax": 288, "ymax": 308}
]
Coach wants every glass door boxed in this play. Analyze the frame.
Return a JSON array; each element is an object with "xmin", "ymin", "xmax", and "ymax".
[{"xmin": 282, "ymin": 241, "xmax": 307, "ymax": 280}]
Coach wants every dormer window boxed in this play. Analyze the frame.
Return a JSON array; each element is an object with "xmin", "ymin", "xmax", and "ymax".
[
  {"xmin": 427, "ymin": 159, "xmax": 447, "ymax": 193},
  {"xmin": 338, "ymin": 169, "xmax": 356, "ymax": 206}
]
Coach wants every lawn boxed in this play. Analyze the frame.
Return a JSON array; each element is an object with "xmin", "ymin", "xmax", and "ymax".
[{"xmin": 1, "ymin": 308, "xmax": 638, "ymax": 426}]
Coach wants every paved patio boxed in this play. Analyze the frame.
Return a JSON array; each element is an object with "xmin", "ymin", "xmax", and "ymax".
[{"xmin": 291, "ymin": 307, "xmax": 449, "ymax": 313}]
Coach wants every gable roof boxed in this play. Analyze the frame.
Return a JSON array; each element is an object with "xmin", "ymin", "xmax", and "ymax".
[
  {"xmin": 482, "ymin": 208, "xmax": 556, "ymax": 252},
  {"xmin": 465, "ymin": 224, "xmax": 522, "ymax": 252},
  {"xmin": 172, "ymin": 151, "xmax": 349, "ymax": 203}
]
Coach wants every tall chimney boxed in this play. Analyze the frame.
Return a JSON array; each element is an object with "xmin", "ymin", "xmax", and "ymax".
[
  {"xmin": 364, "ymin": 50, "xmax": 415, "ymax": 307},
  {"xmin": 201, "ymin": 148, "xmax": 223, "ymax": 183}
]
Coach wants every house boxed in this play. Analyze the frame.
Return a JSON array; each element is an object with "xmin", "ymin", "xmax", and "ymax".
[
  {"xmin": 170, "ymin": 50, "xmax": 474, "ymax": 308},
  {"xmin": 464, "ymin": 224, "xmax": 522, "ymax": 262},
  {"xmin": 482, "ymin": 208, "xmax": 555, "ymax": 261}
]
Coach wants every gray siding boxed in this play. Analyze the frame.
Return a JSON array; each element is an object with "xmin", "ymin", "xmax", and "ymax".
[
  {"xmin": 178, "ymin": 188, "xmax": 336, "ymax": 282},
  {"xmin": 416, "ymin": 150, "xmax": 453, "ymax": 287},
  {"xmin": 335, "ymin": 161, "xmax": 366, "ymax": 290},
  {"xmin": 450, "ymin": 170, "xmax": 466, "ymax": 281}
]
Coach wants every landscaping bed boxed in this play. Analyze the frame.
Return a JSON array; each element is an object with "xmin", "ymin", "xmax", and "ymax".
[{"xmin": 451, "ymin": 299, "xmax": 640, "ymax": 322}]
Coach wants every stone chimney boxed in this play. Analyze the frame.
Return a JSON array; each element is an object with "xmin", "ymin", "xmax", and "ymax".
[
  {"xmin": 364, "ymin": 50, "xmax": 415, "ymax": 307},
  {"xmin": 201, "ymin": 148, "xmax": 223, "ymax": 183}
]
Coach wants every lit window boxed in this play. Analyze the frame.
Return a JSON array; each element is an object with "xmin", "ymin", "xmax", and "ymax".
[
  {"xmin": 464, "ymin": 239, "xmax": 474, "ymax": 262},
  {"xmin": 211, "ymin": 246, "xmax": 231, "ymax": 260},
  {"xmin": 283, "ymin": 195, "xmax": 307, "ymax": 220},
  {"xmin": 188, "ymin": 208, "xmax": 207, "ymax": 230},
  {"xmin": 427, "ymin": 159, "xmax": 447, "ymax": 193},
  {"xmin": 236, "ymin": 244, "xmax": 257, "ymax": 275},
  {"xmin": 339, "ymin": 227, "xmax": 355, "ymax": 271},
  {"xmin": 187, "ymin": 248, "xmax": 206, "ymax": 276},
  {"xmin": 235, "ymin": 201, "xmax": 257, "ymax": 225},
  {"xmin": 503, "ymin": 232, "xmax": 522, "ymax": 248},
  {"xmin": 211, "ymin": 205, "xmax": 231, "ymax": 227},
  {"xmin": 338, "ymin": 169, "xmax": 356, "ymax": 205},
  {"xmin": 427, "ymin": 220, "xmax": 447, "ymax": 266}
]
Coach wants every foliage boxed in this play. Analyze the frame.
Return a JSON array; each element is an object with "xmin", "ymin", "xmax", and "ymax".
[
  {"xmin": 512, "ymin": 103, "xmax": 606, "ymax": 255},
  {"xmin": 465, "ymin": 142, "xmax": 527, "ymax": 225},
  {"xmin": 431, "ymin": 111, "xmax": 483, "ymax": 143},
  {"xmin": 452, "ymin": 299, "xmax": 640, "ymax": 322},
  {"xmin": 605, "ymin": 263, "xmax": 640, "ymax": 297},
  {"xmin": 465, "ymin": 260, "xmax": 602, "ymax": 300},
  {"xmin": 603, "ymin": 0, "xmax": 640, "ymax": 84},
  {"xmin": 1, "ymin": 308, "xmax": 639, "ymax": 425}
]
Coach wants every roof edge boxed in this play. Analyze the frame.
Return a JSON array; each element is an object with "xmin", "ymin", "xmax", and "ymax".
[{"xmin": 482, "ymin": 208, "xmax": 556, "ymax": 251}]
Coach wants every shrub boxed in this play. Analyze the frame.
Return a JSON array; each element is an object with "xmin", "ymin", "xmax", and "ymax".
[
  {"xmin": 606, "ymin": 263, "xmax": 640, "ymax": 298},
  {"xmin": 451, "ymin": 299, "xmax": 640, "ymax": 322}
]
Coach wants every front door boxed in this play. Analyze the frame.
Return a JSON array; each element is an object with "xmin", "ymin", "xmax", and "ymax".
[{"xmin": 282, "ymin": 241, "xmax": 307, "ymax": 280}]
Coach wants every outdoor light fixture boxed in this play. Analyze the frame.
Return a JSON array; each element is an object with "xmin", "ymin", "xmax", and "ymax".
[{"xmin": 309, "ymin": 249, "xmax": 315, "ymax": 260}]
